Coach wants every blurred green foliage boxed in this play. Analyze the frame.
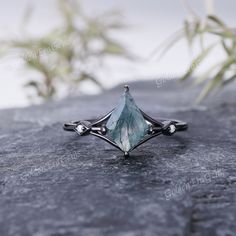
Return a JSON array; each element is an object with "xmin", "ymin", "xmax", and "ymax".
[
  {"xmin": 158, "ymin": 8, "xmax": 236, "ymax": 103},
  {"xmin": 3, "ymin": 0, "xmax": 131, "ymax": 101}
]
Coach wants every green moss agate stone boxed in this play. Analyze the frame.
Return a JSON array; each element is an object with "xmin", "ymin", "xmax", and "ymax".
[{"xmin": 106, "ymin": 88, "xmax": 149, "ymax": 152}]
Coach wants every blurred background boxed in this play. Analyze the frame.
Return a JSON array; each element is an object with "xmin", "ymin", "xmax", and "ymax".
[{"xmin": 0, "ymin": 0, "xmax": 235, "ymax": 109}]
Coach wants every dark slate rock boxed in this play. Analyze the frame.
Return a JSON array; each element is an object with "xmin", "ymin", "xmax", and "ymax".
[{"xmin": 0, "ymin": 80, "xmax": 235, "ymax": 236}]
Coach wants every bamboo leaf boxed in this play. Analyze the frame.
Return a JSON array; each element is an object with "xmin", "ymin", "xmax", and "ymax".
[
  {"xmin": 196, "ymin": 55, "xmax": 236, "ymax": 103},
  {"xmin": 184, "ymin": 20, "xmax": 192, "ymax": 46},
  {"xmin": 208, "ymin": 15, "xmax": 226, "ymax": 27},
  {"xmin": 181, "ymin": 44, "xmax": 216, "ymax": 81},
  {"xmin": 193, "ymin": 62, "xmax": 221, "ymax": 86},
  {"xmin": 221, "ymin": 40, "xmax": 231, "ymax": 55},
  {"xmin": 78, "ymin": 72, "xmax": 104, "ymax": 89},
  {"xmin": 149, "ymin": 29, "xmax": 184, "ymax": 60},
  {"xmin": 88, "ymin": 76, "xmax": 104, "ymax": 90},
  {"xmin": 207, "ymin": 30, "xmax": 235, "ymax": 39},
  {"xmin": 102, "ymin": 40, "xmax": 128, "ymax": 56},
  {"xmin": 156, "ymin": 31, "xmax": 184, "ymax": 60},
  {"xmin": 24, "ymin": 80, "xmax": 45, "ymax": 98}
]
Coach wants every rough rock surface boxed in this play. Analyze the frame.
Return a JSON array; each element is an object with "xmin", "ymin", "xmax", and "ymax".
[{"xmin": 0, "ymin": 81, "xmax": 235, "ymax": 236}]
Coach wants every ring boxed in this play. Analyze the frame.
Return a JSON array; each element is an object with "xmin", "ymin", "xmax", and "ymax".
[{"xmin": 63, "ymin": 85, "xmax": 188, "ymax": 156}]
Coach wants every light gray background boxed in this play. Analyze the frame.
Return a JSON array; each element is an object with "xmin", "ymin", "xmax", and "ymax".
[{"xmin": 0, "ymin": 0, "xmax": 235, "ymax": 108}]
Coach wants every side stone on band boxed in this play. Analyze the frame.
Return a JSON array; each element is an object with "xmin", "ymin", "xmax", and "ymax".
[{"xmin": 63, "ymin": 85, "xmax": 188, "ymax": 156}]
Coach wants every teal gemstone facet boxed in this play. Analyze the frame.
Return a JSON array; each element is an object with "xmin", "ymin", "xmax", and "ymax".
[{"xmin": 106, "ymin": 89, "xmax": 149, "ymax": 152}]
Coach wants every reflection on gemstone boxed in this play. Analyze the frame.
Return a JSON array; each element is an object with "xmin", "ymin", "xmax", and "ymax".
[{"xmin": 106, "ymin": 88, "xmax": 149, "ymax": 152}]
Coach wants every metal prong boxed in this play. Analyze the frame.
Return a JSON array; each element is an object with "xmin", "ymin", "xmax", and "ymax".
[
  {"xmin": 148, "ymin": 124, "xmax": 154, "ymax": 134},
  {"xmin": 124, "ymin": 152, "xmax": 129, "ymax": 157},
  {"xmin": 91, "ymin": 126, "xmax": 107, "ymax": 135},
  {"xmin": 124, "ymin": 85, "xmax": 129, "ymax": 92},
  {"xmin": 100, "ymin": 125, "xmax": 107, "ymax": 135}
]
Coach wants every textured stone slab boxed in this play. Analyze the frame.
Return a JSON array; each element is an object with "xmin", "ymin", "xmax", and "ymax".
[{"xmin": 0, "ymin": 80, "xmax": 235, "ymax": 236}]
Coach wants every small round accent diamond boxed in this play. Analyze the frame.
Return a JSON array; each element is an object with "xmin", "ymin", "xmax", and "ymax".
[
  {"xmin": 169, "ymin": 125, "xmax": 176, "ymax": 134},
  {"xmin": 76, "ymin": 125, "xmax": 85, "ymax": 134}
]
